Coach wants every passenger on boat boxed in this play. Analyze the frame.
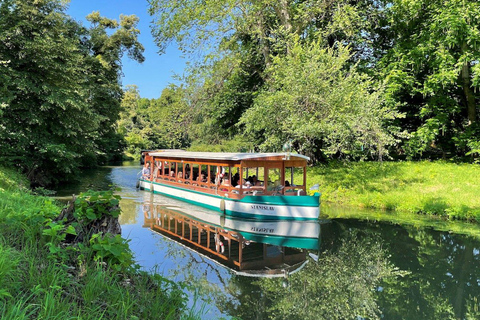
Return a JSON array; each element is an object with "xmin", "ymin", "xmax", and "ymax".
[
  {"xmin": 177, "ymin": 171, "xmax": 183, "ymax": 181},
  {"xmin": 232, "ymin": 172, "xmax": 240, "ymax": 187},
  {"xmin": 142, "ymin": 166, "xmax": 151, "ymax": 179},
  {"xmin": 220, "ymin": 179, "xmax": 230, "ymax": 192}
]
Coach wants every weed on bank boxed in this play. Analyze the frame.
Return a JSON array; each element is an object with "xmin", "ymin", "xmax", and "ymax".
[{"xmin": 0, "ymin": 166, "xmax": 197, "ymax": 319}]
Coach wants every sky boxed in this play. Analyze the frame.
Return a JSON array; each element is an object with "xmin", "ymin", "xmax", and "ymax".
[{"xmin": 67, "ymin": 0, "xmax": 185, "ymax": 99}]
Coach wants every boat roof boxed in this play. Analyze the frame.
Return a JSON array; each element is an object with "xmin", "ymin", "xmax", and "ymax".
[{"xmin": 147, "ymin": 150, "xmax": 310, "ymax": 161}]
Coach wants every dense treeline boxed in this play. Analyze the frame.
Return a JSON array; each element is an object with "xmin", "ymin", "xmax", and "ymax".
[
  {"xmin": 2, "ymin": 0, "xmax": 479, "ymax": 187},
  {"xmin": 0, "ymin": 0, "xmax": 144, "ymax": 186},
  {"xmin": 124, "ymin": 0, "xmax": 479, "ymax": 162}
]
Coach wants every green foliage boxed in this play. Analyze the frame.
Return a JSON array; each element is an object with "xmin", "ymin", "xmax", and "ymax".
[
  {"xmin": 147, "ymin": 0, "xmax": 480, "ymax": 162},
  {"xmin": 0, "ymin": 167, "xmax": 198, "ymax": 319},
  {"xmin": 118, "ymin": 85, "xmax": 191, "ymax": 157},
  {"xmin": 312, "ymin": 161, "xmax": 480, "ymax": 221},
  {"xmin": 74, "ymin": 190, "xmax": 121, "ymax": 223},
  {"xmin": 89, "ymin": 233, "xmax": 135, "ymax": 272},
  {"xmin": 378, "ymin": 0, "xmax": 480, "ymax": 158},
  {"xmin": 240, "ymin": 39, "xmax": 402, "ymax": 161},
  {"xmin": 0, "ymin": 0, "xmax": 144, "ymax": 187}
]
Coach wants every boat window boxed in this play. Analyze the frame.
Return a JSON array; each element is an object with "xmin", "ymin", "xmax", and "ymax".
[
  {"xmin": 208, "ymin": 165, "xmax": 216, "ymax": 184},
  {"xmin": 184, "ymin": 163, "xmax": 192, "ymax": 181},
  {"xmin": 242, "ymin": 167, "xmax": 264, "ymax": 186},
  {"xmin": 292, "ymin": 167, "xmax": 304, "ymax": 186},
  {"xmin": 192, "ymin": 164, "xmax": 199, "ymax": 181},
  {"xmin": 161, "ymin": 161, "xmax": 169, "ymax": 178},
  {"xmin": 267, "ymin": 168, "xmax": 281, "ymax": 191},
  {"xmin": 198, "ymin": 165, "xmax": 208, "ymax": 186}
]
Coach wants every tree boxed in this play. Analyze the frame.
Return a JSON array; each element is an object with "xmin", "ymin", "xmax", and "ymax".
[
  {"xmin": 377, "ymin": 0, "xmax": 480, "ymax": 158},
  {"xmin": 148, "ymin": 0, "xmax": 384, "ymax": 152},
  {"xmin": 118, "ymin": 85, "xmax": 191, "ymax": 156},
  {"xmin": 0, "ymin": 0, "xmax": 144, "ymax": 186},
  {"xmin": 240, "ymin": 40, "xmax": 401, "ymax": 161}
]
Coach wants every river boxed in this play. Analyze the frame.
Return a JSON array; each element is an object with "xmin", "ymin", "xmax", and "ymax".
[{"xmin": 56, "ymin": 163, "xmax": 480, "ymax": 320}]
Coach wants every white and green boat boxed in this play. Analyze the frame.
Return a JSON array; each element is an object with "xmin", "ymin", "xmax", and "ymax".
[{"xmin": 138, "ymin": 151, "xmax": 321, "ymax": 221}]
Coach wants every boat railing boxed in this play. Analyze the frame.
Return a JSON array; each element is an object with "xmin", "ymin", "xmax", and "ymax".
[{"xmin": 147, "ymin": 174, "xmax": 307, "ymax": 198}]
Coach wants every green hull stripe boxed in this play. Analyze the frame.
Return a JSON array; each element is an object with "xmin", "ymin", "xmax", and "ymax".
[
  {"xmin": 169, "ymin": 212, "xmax": 319, "ymax": 248},
  {"xmin": 239, "ymin": 195, "xmax": 320, "ymax": 207},
  {"xmin": 140, "ymin": 179, "xmax": 320, "ymax": 208},
  {"xmin": 224, "ymin": 210, "xmax": 318, "ymax": 221},
  {"xmin": 142, "ymin": 185, "xmax": 219, "ymax": 212},
  {"xmin": 240, "ymin": 233, "xmax": 320, "ymax": 250}
]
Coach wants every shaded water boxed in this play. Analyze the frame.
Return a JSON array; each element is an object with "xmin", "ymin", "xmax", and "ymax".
[{"xmin": 56, "ymin": 164, "xmax": 480, "ymax": 319}]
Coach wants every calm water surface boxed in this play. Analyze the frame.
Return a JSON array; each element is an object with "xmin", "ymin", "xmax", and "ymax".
[{"xmin": 56, "ymin": 163, "xmax": 480, "ymax": 320}]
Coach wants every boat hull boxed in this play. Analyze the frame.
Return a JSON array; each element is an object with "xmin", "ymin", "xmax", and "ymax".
[{"xmin": 139, "ymin": 179, "xmax": 320, "ymax": 221}]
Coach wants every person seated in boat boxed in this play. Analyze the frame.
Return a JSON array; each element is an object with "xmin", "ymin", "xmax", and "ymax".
[
  {"xmin": 177, "ymin": 171, "xmax": 183, "ymax": 181},
  {"xmin": 184, "ymin": 164, "xmax": 190, "ymax": 179},
  {"xmin": 252, "ymin": 175, "xmax": 258, "ymax": 185},
  {"xmin": 232, "ymin": 172, "xmax": 240, "ymax": 187},
  {"xmin": 220, "ymin": 179, "xmax": 230, "ymax": 192},
  {"xmin": 232, "ymin": 178, "xmax": 244, "ymax": 193},
  {"xmin": 196, "ymin": 172, "xmax": 207, "ymax": 186},
  {"xmin": 285, "ymin": 180, "xmax": 290, "ymax": 187},
  {"xmin": 142, "ymin": 165, "xmax": 151, "ymax": 179}
]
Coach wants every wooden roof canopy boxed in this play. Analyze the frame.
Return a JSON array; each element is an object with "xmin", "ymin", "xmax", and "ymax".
[{"xmin": 147, "ymin": 151, "xmax": 309, "ymax": 163}]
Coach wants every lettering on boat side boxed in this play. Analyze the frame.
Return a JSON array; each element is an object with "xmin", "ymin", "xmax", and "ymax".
[
  {"xmin": 250, "ymin": 227, "xmax": 275, "ymax": 233},
  {"xmin": 250, "ymin": 205, "xmax": 275, "ymax": 211}
]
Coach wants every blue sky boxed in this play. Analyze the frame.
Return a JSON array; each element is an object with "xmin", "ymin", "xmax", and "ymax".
[{"xmin": 67, "ymin": 0, "xmax": 185, "ymax": 99}]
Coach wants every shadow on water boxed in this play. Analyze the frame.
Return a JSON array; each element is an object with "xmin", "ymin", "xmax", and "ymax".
[{"xmin": 56, "ymin": 163, "xmax": 480, "ymax": 320}]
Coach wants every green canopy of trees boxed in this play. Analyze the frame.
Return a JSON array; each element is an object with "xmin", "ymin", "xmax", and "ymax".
[
  {"xmin": 144, "ymin": 0, "xmax": 479, "ymax": 161},
  {"xmin": 0, "ymin": 0, "xmax": 144, "ymax": 186}
]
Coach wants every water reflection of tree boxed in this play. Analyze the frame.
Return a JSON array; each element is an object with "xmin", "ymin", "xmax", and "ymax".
[
  {"xmin": 188, "ymin": 231, "xmax": 405, "ymax": 320},
  {"xmin": 376, "ymin": 224, "xmax": 480, "ymax": 320},
  {"xmin": 157, "ymin": 218, "xmax": 480, "ymax": 320},
  {"xmin": 252, "ymin": 231, "xmax": 405, "ymax": 320}
]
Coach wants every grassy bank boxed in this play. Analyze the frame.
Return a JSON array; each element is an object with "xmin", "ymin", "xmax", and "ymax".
[
  {"xmin": 0, "ymin": 167, "xmax": 198, "ymax": 319},
  {"xmin": 310, "ymin": 161, "xmax": 480, "ymax": 221}
]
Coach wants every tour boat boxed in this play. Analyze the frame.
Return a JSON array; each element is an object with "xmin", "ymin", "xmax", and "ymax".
[{"xmin": 138, "ymin": 150, "xmax": 321, "ymax": 221}]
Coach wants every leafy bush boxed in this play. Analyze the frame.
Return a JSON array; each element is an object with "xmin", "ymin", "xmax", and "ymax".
[{"xmin": 74, "ymin": 190, "xmax": 121, "ymax": 223}]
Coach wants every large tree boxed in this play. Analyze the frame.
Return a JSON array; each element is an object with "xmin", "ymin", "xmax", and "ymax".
[
  {"xmin": 148, "ymin": 0, "xmax": 393, "ymax": 156},
  {"xmin": 0, "ymin": 0, "xmax": 144, "ymax": 186},
  {"xmin": 240, "ymin": 40, "xmax": 401, "ymax": 161},
  {"xmin": 377, "ymin": 0, "xmax": 480, "ymax": 158}
]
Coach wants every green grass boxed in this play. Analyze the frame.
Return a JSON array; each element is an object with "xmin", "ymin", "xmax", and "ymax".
[
  {"xmin": 309, "ymin": 161, "xmax": 480, "ymax": 221},
  {"xmin": 0, "ymin": 166, "xmax": 200, "ymax": 319}
]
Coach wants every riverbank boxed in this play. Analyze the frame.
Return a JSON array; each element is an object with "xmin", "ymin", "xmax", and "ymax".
[
  {"xmin": 0, "ymin": 166, "xmax": 198, "ymax": 319},
  {"xmin": 311, "ymin": 161, "xmax": 480, "ymax": 221}
]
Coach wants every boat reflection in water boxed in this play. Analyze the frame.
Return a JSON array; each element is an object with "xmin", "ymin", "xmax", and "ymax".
[{"xmin": 142, "ymin": 200, "xmax": 323, "ymax": 277}]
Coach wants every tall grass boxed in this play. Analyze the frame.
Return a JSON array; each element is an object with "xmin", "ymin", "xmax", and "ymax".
[
  {"xmin": 309, "ymin": 161, "xmax": 480, "ymax": 221},
  {"xmin": 0, "ymin": 166, "xmax": 200, "ymax": 319}
]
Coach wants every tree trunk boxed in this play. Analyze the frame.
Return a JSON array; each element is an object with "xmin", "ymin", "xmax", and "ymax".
[
  {"xmin": 461, "ymin": 43, "xmax": 477, "ymax": 125},
  {"xmin": 256, "ymin": 13, "xmax": 271, "ymax": 68},
  {"xmin": 274, "ymin": 0, "xmax": 292, "ymax": 54}
]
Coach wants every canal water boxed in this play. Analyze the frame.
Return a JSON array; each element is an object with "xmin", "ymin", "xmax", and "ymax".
[{"xmin": 57, "ymin": 163, "xmax": 480, "ymax": 320}]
